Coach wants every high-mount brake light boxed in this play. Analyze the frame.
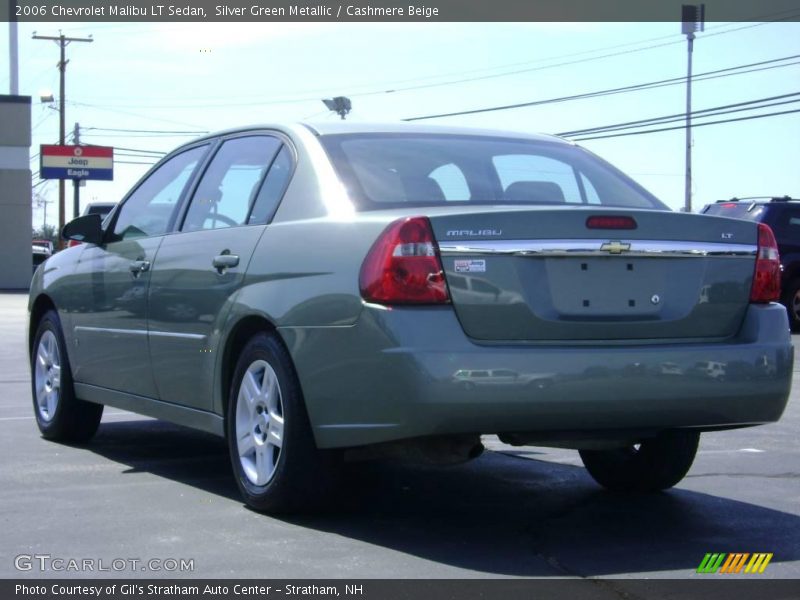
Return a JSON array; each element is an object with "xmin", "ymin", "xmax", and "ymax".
[
  {"xmin": 359, "ymin": 216, "xmax": 449, "ymax": 305},
  {"xmin": 586, "ymin": 215, "xmax": 638, "ymax": 230}
]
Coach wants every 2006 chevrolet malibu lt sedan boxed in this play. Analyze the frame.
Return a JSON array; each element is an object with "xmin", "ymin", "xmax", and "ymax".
[{"xmin": 28, "ymin": 123, "xmax": 792, "ymax": 512}]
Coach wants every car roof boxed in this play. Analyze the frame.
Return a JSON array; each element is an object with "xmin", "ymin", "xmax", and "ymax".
[
  {"xmin": 301, "ymin": 121, "xmax": 565, "ymax": 143},
  {"xmin": 189, "ymin": 122, "xmax": 567, "ymax": 146},
  {"xmin": 711, "ymin": 196, "xmax": 797, "ymax": 205}
]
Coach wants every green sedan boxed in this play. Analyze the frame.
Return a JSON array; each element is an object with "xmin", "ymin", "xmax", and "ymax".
[{"xmin": 28, "ymin": 123, "xmax": 793, "ymax": 513}]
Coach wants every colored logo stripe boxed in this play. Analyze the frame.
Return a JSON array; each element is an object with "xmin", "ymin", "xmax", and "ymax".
[
  {"xmin": 697, "ymin": 553, "xmax": 726, "ymax": 573},
  {"xmin": 697, "ymin": 553, "xmax": 773, "ymax": 574},
  {"xmin": 720, "ymin": 553, "xmax": 749, "ymax": 574},
  {"xmin": 744, "ymin": 553, "xmax": 773, "ymax": 574}
]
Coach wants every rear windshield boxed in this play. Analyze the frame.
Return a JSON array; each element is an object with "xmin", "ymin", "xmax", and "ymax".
[
  {"xmin": 320, "ymin": 133, "xmax": 666, "ymax": 211},
  {"xmin": 702, "ymin": 202, "xmax": 767, "ymax": 221}
]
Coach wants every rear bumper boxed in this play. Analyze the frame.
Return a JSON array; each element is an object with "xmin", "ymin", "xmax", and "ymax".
[{"xmin": 280, "ymin": 303, "xmax": 793, "ymax": 449}]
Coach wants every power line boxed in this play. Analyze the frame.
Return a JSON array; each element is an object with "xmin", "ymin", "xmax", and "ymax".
[
  {"xmin": 116, "ymin": 159, "xmax": 158, "ymax": 165},
  {"xmin": 66, "ymin": 16, "xmax": 798, "ymax": 111},
  {"xmin": 572, "ymin": 108, "xmax": 800, "ymax": 141},
  {"xmin": 557, "ymin": 92, "xmax": 800, "ymax": 137},
  {"xmin": 404, "ymin": 54, "xmax": 800, "ymax": 121},
  {"xmin": 79, "ymin": 132, "xmax": 202, "ymax": 138},
  {"xmin": 564, "ymin": 98, "xmax": 800, "ymax": 138},
  {"xmin": 31, "ymin": 110, "xmax": 57, "ymax": 133},
  {"xmin": 66, "ymin": 101, "xmax": 208, "ymax": 129},
  {"xmin": 113, "ymin": 146, "xmax": 166, "ymax": 155},
  {"xmin": 84, "ymin": 126, "xmax": 207, "ymax": 134}
]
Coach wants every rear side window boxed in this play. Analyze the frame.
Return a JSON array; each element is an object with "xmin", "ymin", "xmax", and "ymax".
[
  {"xmin": 248, "ymin": 146, "xmax": 293, "ymax": 224},
  {"xmin": 320, "ymin": 133, "xmax": 665, "ymax": 211}
]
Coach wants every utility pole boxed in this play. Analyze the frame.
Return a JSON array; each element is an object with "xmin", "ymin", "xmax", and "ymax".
[
  {"xmin": 73, "ymin": 122, "xmax": 81, "ymax": 219},
  {"xmin": 681, "ymin": 5, "xmax": 704, "ymax": 213},
  {"xmin": 36, "ymin": 195, "xmax": 53, "ymax": 228},
  {"xmin": 32, "ymin": 32, "xmax": 93, "ymax": 247}
]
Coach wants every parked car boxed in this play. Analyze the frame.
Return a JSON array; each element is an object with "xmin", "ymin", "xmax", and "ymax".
[
  {"xmin": 33, "ymin": 239, "xmax": 54, "ymax": 254},
  {"xmin": 31, "ymin": 240, "xmax": 52, "ymax": 273},
  {"xmin": 28, "ymin": 123, "xmax": 792, "ymax": 513},
  {"xmin": 702, "ymin": 196, "xmax": 800, "ymax": 330}
]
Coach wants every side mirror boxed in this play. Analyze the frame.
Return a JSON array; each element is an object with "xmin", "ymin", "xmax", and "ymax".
[{"xmin": 62, "ymin": 214, "xmax": 104, "ymax": 246}]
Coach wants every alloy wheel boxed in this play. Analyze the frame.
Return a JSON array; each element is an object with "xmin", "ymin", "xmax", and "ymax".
[
  {"xmin": 235, "ymin": 360, "xmax": 285, "ymax": 486},
  {"xmin": 34, "ymin": 330, "xmax": 61, "ymax": 422}
]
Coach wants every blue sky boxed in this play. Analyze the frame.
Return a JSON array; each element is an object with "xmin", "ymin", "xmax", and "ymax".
[{"xmin": 1, "ymin": 20, "xmax": 798, "ymax": 227}]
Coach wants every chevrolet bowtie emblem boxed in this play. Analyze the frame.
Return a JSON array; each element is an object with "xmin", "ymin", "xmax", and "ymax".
[{"xmin": 600, "ymin": 241, "xmax": 631, "ymax": 254}]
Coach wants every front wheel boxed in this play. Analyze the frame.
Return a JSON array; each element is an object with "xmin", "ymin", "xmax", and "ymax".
[
  {"xmin": 226, "ymin": 332, "xmax": 339, "ymax": 513},
  {"xmin": 579, "ymin": 430, "xmax": 700, "ymax": 492},
  {"xmin": 31, "ymin": 310, "xmax": 103, "ymax": 442}
]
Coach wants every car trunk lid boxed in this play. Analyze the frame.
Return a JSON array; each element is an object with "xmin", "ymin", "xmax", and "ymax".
[{"xmin": 429, "ymin": 207, "xmax": 758, "ymax": 341}]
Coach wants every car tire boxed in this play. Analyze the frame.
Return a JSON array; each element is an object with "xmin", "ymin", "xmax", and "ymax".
[
  {"xmin": 31, "ymin": 310, "xmax": 103, "ymax": 442},
  {"xmin": 226, "ymin": 332, "xmax": 340, "ymax": 513},
  {"xmin": 578, "ymin": 430, "xmax": 700, "ymax": 492},
  {"xmin": 781, "ymin": 278, "xmax": 800, "ymax": 332}
]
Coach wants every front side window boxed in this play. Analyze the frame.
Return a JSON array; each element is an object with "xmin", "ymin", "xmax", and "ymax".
[
  {"xmin": 112, "ymin": 146, "xmax": 207, "ymax": 240},
  {"xmin": 320, "ymin": 134, "xmax": 666, "ymax": 211},
  {"xmin": 182, "ymin": 136, "xmax": 281, "ymax": 231}
]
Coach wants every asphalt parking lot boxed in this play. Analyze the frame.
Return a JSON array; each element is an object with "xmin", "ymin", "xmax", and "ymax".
[{"xmin": 1, "ymin": 291, "xmax": 798, "ymax": 580}]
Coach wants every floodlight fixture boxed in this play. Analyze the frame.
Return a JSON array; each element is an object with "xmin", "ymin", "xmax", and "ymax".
[{"xmin": 322, "ymin": 96, "xmax": 352, "ymax": 120}]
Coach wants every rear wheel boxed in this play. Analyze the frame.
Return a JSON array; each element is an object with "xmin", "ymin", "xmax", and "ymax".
[
  {"xmin": 226, "ymin": 332, "xmax": 339, "ymax": 513},
  {"xmin": 31, "ymin": 310, "xmax": 103, "ymax": 442},
  {"xmin": 579, "ymin": 430, "xmax": 700, "ymax": 492},
  {"xmin": 781, "ymin": 278, "xmax": 800, "ymax": 332}
]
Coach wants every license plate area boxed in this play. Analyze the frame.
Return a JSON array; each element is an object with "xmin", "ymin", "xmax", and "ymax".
[{"xmin": 545, "ymin": 258, "xmax": 663, "ymax": 319}]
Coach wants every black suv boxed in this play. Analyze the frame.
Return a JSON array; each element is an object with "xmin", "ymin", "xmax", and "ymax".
[{"xmin": 702, "ymin": 196, "xmax": 800, "ymax": 331}]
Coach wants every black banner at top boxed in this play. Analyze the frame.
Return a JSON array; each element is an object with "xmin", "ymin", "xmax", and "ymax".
[{"xmin": 6, "ymin": 0, "xmax": 800, "ymax": 23}]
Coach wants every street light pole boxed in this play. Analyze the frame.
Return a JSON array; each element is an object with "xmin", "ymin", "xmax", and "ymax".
[
  {"xmin": 32, "ymin": 32, "xmax": 93, "ymax": 247},
  {"xmin": 681, "ymin": 5, "xmax": 704, "ymax": 213}
]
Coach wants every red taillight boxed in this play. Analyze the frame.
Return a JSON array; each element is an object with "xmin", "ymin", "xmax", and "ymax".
[
  {"xmin": 360, "ymin": 216, "xmax": 450, "ymax": 305},
  {"xmin": 586, "ymin": 215, "xmax": 638, "ymax": 230},
  {"xmin": 750, "ymin": 223, "xmax": 781, "ymax": 303}
]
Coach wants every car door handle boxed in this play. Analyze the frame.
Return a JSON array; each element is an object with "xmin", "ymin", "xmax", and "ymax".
[
  {"xmin": 212, "ymin": 254, "xmax": 239, "ymax": 273},
  {"xmin": 129, "ymin": 260, "xmax": 150, "ymax": 276}
]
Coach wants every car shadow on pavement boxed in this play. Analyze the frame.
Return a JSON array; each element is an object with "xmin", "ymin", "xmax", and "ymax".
[
  {"xmin": 87, "ymin": 419, "xmax": 800, "ymax": 577},
  {"xmin": 88, "ymin": 418, "xmax": 239, "ymax": 502}
]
